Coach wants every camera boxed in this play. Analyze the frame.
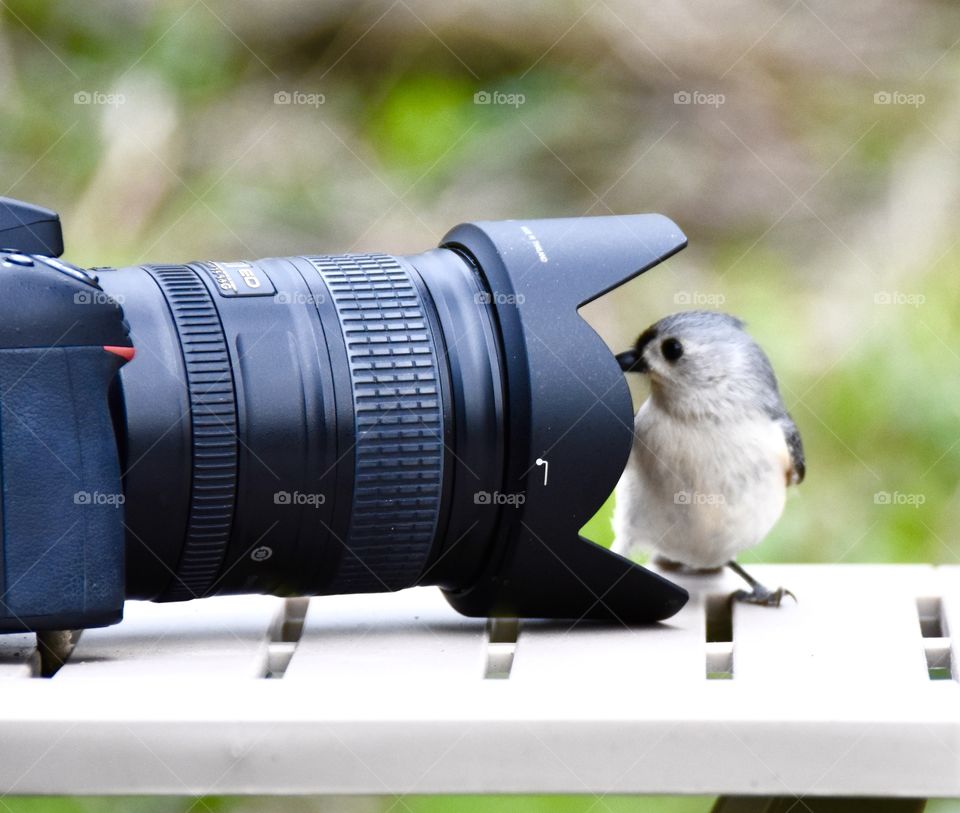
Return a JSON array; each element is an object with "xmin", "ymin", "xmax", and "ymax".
[{"xmin": 0, "ymin": 196, "xmax": 689, "ymax": 632}]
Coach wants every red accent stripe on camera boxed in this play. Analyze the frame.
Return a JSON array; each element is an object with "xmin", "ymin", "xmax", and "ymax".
[{"xmin": 103, "ymin": 345, "xmax": 135, "ymax": 362}]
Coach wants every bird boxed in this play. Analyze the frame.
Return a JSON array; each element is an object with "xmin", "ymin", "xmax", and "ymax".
[{"xmin": 611, "ymin": 310, "xmax": 804, "ymax": 606}]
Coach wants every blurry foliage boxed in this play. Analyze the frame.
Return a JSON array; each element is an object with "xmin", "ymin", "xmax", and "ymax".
[
  {"xmin": 1, "ymin": 796, "xmax": 960, "ymax": 813},
  {"xmin": 2, "ymin": 0, "xmax": 960, "ymax": 809},
  {"xmin": 0, "ymin": 798, "xmax": 716, "ymax": 813}
]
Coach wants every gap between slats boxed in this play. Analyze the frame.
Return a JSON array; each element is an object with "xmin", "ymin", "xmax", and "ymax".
[
  {"xmin": 705, "ymin": 594, "xmax": 733, "ymax": 680},
  {"xmin": 917, "ymin": 596, "xmax": 954, "ymax": 681},
  {"xmin": 264, "ymin": 598, "xmax": 309, "ymax": 678},
  {"xmin": 484, "ymin": 618, "xmax": 519, "ymax": 679}
]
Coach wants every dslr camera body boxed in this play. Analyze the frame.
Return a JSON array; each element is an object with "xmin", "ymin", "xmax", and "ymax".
[{"xmin": 0, "ymin": 196, "xmax": 688, "ymax": 632}]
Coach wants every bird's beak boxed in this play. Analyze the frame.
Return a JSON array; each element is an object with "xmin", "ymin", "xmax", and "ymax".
[{"xmin": 616, "ymin": 349, "xmax": 648, "ymax": 373}]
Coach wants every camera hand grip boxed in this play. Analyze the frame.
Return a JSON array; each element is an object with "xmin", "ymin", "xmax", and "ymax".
[{"xmin": 0, "ymin": 345, "xmax": 127, "ymax": 631}]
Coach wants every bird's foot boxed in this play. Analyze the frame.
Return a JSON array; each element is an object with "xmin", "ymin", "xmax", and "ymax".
[
  {"xmin": 726, "ymin": 560, "xmax": 797, "ymax": 607},
  {"xmin": 731, "ymin": 584, "xmax": 797, "ymax": 607}
]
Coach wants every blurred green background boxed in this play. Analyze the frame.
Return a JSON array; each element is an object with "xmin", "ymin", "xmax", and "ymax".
[{"xmin": 1, "ymin": 0, "xmax": 959, "ymax": 810}]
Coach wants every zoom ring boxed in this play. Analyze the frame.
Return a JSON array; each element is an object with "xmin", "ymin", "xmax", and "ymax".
[
  {"xmin": 308, "ymin": 254, "xmax": 444, "ymax": 592},
  {"xmin": 145, "ymin": 264, "xmax": 238, "ymax": 601}
]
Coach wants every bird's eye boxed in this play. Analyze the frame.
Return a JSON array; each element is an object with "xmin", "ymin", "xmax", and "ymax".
[{"xmin": 661, "ymin": 338, "xmax": 684, "ymax": 362}]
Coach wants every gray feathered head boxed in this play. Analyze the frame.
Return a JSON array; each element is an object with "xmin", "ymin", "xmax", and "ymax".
[{"xmin": 617, "ymin": 310, "xmax": 787, "ymax": 421}]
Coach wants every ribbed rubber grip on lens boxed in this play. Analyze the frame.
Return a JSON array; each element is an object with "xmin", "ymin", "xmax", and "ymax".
[
  {"xmin": 145, "ymin": 264, "xmax": 238, "ymax": 601},
  {"xmin": 307, "ymin": 254, "xmax": 444, "ymax": 592}
]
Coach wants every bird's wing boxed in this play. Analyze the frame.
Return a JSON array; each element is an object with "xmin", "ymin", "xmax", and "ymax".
[{"xmin": 779, "ymin": 415, "xmax": 805, "ymax": 486}]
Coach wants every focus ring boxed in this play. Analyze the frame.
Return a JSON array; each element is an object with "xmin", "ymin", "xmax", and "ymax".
[
  {"xmin": 307, "ymin": 254, "xmax": 444, "ymax": 592},
  {"xmin": 144, "ymin": 264, "xmax": 238, "ymax": 600}
]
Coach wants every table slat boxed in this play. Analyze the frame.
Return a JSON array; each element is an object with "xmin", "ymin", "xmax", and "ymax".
[
  {"xmin": 283, "ymin": 587, "xmax": 487, "ymax": 681},
  {"xmin": 55, "ymin": 595, "xmax": 284, "ymax": 679}
]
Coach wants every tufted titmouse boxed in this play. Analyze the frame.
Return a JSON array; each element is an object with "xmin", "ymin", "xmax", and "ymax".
[{"xmin": 612, "ymin": 311, "xmax": 804, "ymax": 606}]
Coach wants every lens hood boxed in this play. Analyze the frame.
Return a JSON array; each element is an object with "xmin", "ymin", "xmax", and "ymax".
[{"xmin": 439, "ymin": 216, "xmax": 689, "ymax": 623}]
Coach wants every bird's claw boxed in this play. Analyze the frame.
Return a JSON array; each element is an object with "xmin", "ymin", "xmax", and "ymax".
[{"xmin": 731, "ymin": 585, "xmax": 797, "ymax": 607}]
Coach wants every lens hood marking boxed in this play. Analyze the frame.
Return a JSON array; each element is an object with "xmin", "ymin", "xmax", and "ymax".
[
  {"xmin": 144, "ymin": 264, "xmax": 239, "ymax": 600},
  {"xmin": 307, "ymin": 254, "xmax": 444, "ymax": 592}
]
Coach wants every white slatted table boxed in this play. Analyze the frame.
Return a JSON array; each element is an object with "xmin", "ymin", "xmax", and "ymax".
[{"xmin": 0, "ymin": 565, "xmax": 956, "ymax": 805}]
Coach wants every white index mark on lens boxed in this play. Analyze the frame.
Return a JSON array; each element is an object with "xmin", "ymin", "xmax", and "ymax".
[{"xmin": 535, "ymin": 457, "xmax": 549, "ymax": 486}]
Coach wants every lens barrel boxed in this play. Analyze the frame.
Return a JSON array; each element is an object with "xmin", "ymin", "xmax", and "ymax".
[{"xmin": 99, "ymin": 248, "xmax": 503, "ymax": 601}]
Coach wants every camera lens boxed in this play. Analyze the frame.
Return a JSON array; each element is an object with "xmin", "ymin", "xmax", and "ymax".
[
  {"xmin": 90, "ymin": 214, "xmax": 692, "ymax": 624},
  {"xmin": 99, "ymin": 248, "xmax": 504, "ymax": 602}
]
